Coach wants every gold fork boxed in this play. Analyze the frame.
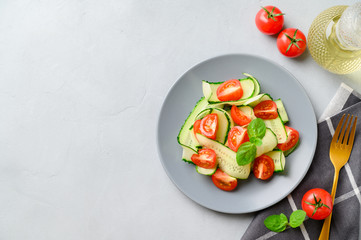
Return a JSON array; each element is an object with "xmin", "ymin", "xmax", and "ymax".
[{"xmin": 318, "ymin": 114, "xmax": 358, "ymax": 240}]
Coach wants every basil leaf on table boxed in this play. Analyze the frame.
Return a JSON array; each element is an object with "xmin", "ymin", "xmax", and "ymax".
[
  {"xmin": 247, "ymin": 118, "xmax": 266, "ymax": 139},
  {"xmin": 236, "ymin": 142, "xmax": 257, "ymax": 166},
  {"xmin": 264, "ymin": 213, "xmax": 288, "ymax": 233},
  {"xmin": 264, "ymin": 210, "xmax": 306, "ymax": 233},
  {"xmin": 289, "ymin": 210, "xmax": 306, "ymax": 228}
]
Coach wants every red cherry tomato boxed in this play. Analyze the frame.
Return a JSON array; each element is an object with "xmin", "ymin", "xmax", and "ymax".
[
  {"xmin": 227, "ymin": 126, "xmax": 249, "ymax": 152},
  {"xmin": 252, "ymin": 155, "xmax": 275, "ymax": 180},
  {"xmin": 255, "ymin": 6, "xmax": 284, "ymax": 35},
  {"xmin": 277, "ymin": 126, "xmax": 299, "ymax": 151},
  {"xmin": 212, "ymin": 169, "xmax": 238, "ymax": 191},
  {"xmin": 193, "ymin": 119, "xmax": 202, "ymax": 135},
  {"xmin": 302, "ymin": 188, "xmax": 333, "ymax": 220},
  {"xmin": 191, "ymin": 148, "xmax": 217, "ymax": 169},
  {"xmin": 230, "ymin": 105, "xmax": 252, "ymax": 126},
  {"xmin": 216, "ymin": 79, "xmax": 243, "ymax": 102},
  {"xmin": 200, "ymin": 113, "xmax": 218, "ymax": 140},
  {"xmin": 277, "ymin": 28, "xmax": 307, "ymax": 58},
  {"xmin": 253, "ymin": 100, "xmax": 278, "ymax": 119}
]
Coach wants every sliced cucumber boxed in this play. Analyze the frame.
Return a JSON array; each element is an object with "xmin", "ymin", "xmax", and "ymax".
[
  {"xmin": 214, "ymin": 108, "xmax": 234, "ymax": 144},
  {"xmin": 256, "ymin": 128, "xmax": 278, "ymax": 157},
  {"xmin": 195, "ymin": 107, "xmax": 233, "ymax": 144},
  {"xmin": 275, "ymin": 99, "xmax": 289, "ymax": 123},
  {"xmin": 195, "ymin": 108, "xmax": 213, "ymax": 121},
  {"xmin": 177, "ymin": 97, "xmax": 208, "ymax": 151},
  {"xmin": 265, "ymin": 150, "xmax": 286, "ymax": 172},
  {"xmin": 182, "ymin": 146, "xmax": 197, "ymax": 164},
  {"xmin": 243, "ymin": 73, "xmax": 260, "ymax": 96},
  {"xmin": 202, "ymin": 78, "xmax": 256, "ymax": 104},
  {"xmin": 243, "ymin": 93, "xmax": 273, "ymax": 107},
  {"xmin": 264, "ymin": 117, "xmax": 288, "ymax": 144},
  {"xmin": 196, "ymin": 166, "xmax": 217, "ymax": 175},
  {"xmin": 196, "ymin": 133, "xmax": 251, "ymax": 179},
  {"xmin": 284, "ymin": 139, "xmax": 300, "ymax": 157}
]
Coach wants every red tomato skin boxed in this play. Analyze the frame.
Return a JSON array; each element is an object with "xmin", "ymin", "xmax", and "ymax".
[
  {"xmin": 200, "ymin": 113, "xmax": 218, "ymax": 140},
  {"xmin": 230, "ymin": 105, "xmax": 252, "ymax": 126},
  {"xmin": 277, "ymin": 126, "xmax": 299, "ymax": 151},
  {"xmin": 252, "ymin": 155, "xmax": 275, "ymax": 180},
  {"xmin": 302, "ymin": 188, "xmax": 333, "ymax": 220},
  {"xmin": 216, "ymin": 79, "xmax": 243, "ymax": 102},
  {"xmin": 193, "ymin": 119, "xmax": 202, "ymax": 135},
  {"xmin": 191, "ymin": 148, "xmax": 217, "ymax": 169},
  {"xmin": 227, "ymin": 126, "xmax": 249, "ymax": 152},
  {"xmin": 212, "ymin": 169, "xmax": 237, "ymax": 191},
  {"xmin": 255, "ymin": 6, "xmax": 284, "ymax": 35},
  {"xmin": 253, "ymin": 100, "xmax": 278, "ymax": 120},
  {"xmin": 277, "ymin": 28, "xmax": 307, "ymax": 58}
]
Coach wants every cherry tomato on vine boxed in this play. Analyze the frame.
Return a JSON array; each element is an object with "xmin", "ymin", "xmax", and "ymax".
[
  {"xmin": 302, "ymin": 188, "xmax": 333, "ymax": 220},
  {"xmin": 255, "ymin": 6, "xmax": 285, "ymax": 35},
  {"xmin": 277, "ymin": 28, "xmax": 307, "ymax": 58}
]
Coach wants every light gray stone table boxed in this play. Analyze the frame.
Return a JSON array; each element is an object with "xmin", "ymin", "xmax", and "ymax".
[{"xmin": 0, "ymin": 0, "xmax": 360, "ymax": 239}]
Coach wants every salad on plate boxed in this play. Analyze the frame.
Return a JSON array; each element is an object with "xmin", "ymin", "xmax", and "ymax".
[{"xmin": 177, "ymin": 73, "xmax": 300, "ymax": 191}]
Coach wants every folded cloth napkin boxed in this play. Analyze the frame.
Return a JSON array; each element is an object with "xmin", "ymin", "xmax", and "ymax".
[{"xmin": 242, "ymin": 83, "xmax": 361, "ymax": 240}]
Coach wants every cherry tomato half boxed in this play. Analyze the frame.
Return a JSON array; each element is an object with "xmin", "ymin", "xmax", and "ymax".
[
  {"xmin": 252, "ymin": 155, "xmax": 275, "ymax": 180},
  {"xmin": 253, "ymin": 100, "xmax": 278, "ymax": 119},
  {"xmin": 200, "ymin": 113, "xmax": 218, "ymax": 140},
  {"xmin": 255, "ymin": 6, "xmax": 284, "ymax": 35},
  {"xmin": 227, "ymin": 126, "xmax": 249, "ymax": 152},
  {"xmin": 277, "ymin": 28, "xmax": 307, "ymax": 58},
  {"xmin": 191, "ymin": 148, "xmax": 217, "ymax": 169},
  {"xmin": 230, "ymin": 105, "xmax": 252, "ymax": 126},
  {"xmin": 302, "ymin": 188, "xmax": 333, "ymax": 220},
  {"xmin": 212, "ymin": 169, "xmax": 238, "ymax": 191},
  {"xmin": 193, "ymin": 119, "xmax": 202, "ymax": 135},
  {"xmin": 277, "ymin": 126, "xmax": 299, "ymax": 151},
  {"xmin": 216, "ymin": 79, "xmax": 243, "ymax": 102}
]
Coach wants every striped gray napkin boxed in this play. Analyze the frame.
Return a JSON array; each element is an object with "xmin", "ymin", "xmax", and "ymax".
[{"xmin": 242, "ymin": 83, "xmax": 361, "ymax": 240}]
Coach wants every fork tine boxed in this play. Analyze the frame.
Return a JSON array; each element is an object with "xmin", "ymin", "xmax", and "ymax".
[
  {"xmin": 342, "ymin": 115, "xmax": 353, "ymax": 144},
  {"xmin": 348, "ymin": 116, "xmax": 358, "ymax": 146},
  {"xmin": 338, "ymin": 114, "xmax": 350, "ymax": 143},
  {"xmin": 332, "ymin": 114, "xmax": 345, "ymax": 144}
]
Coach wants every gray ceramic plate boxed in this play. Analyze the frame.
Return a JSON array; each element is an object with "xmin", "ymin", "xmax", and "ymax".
[{"xmin": 157, "ymin": 54, "xmax": 317, "ymax": 214}]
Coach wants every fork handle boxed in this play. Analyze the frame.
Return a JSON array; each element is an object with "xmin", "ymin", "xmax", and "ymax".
[{"xmin": 318, "ymin": 170, "xmax": 339, "ymax": 240}]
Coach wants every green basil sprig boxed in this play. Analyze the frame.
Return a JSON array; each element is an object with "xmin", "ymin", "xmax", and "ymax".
[
  {"xmin": 264, "ymin": 213, "xmax": 288, "ymax": 232},
  {"xmin": 248, "ymin": 118, "xmax": 266, "ymax": 145},
  {"xmin": 236, "ymin": 142, "xmax": 257, "ymax": 166},
  {"xmin": 236, "ymin": 118, "xmax": 266, "ymax": 166},
  {"xmin": 264, "ymin": 210, "xmax": 306, "ymax": 233}
]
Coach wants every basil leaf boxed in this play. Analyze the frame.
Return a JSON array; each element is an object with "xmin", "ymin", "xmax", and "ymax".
[
  {"xmin": 247, "ymin": 118, "xmax": 266, "ymax": 139},
  {"xmin": 289, "ymin": 210, "xmax": 306, "ymax": 228},
  {"xmin": 250, "ymin": 137, "xmax": 262, "ymax": 146},
  {"xmin": 236, "ymin": 142, "xmax": 257, "ymax": 166},
  {"xmin": 264, "ymin": 214, "xmax": 288, "ymax": 232},
  {"xmin": 280, "ymin": 213, "xmax": 288, "ymax": 224}
]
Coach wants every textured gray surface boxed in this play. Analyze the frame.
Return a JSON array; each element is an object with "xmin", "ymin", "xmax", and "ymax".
[{"xmin": 0, "ymin": 0, "xmax": 360, "ymax": 239}]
